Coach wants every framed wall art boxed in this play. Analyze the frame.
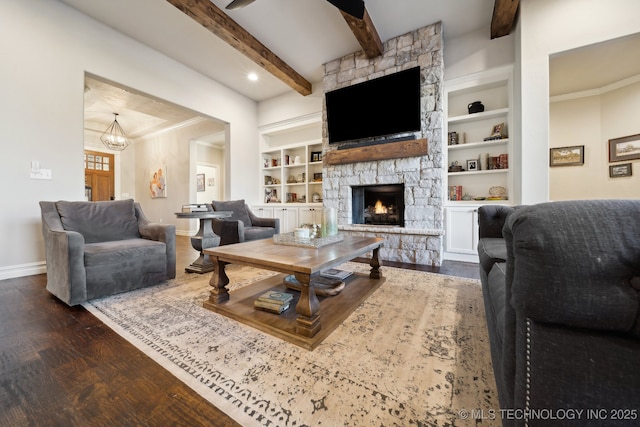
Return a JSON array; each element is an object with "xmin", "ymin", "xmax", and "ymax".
[
  {"xmin": 609, "ymin": 134, "xmax": 640, "ymax": 162},
  {"xmin": 196, "ymin": 173, "xmax": 205, "ymax": 192},
  {"xmin": 609, "ymin": 163, "xmax": 632, "ymax": 178},
  {"xmin": 150, "ymin": 166, "xmax": 167, "ymax": 198},
  {"xmin": 549, "ymin": 145, "xmax": 584, "ymax": 167}
]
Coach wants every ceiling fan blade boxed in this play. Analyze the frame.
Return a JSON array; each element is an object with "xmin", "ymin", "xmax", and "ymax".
[
  {"xmin": 225, "ymin": 0, "xmax": 256, "ymax": 10},
  {"xmin": 326, "ymin": 0, "xmax": 365, "ymax": 19}
]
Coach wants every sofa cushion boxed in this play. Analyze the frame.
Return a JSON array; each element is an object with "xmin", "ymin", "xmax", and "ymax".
[
  {"xmin": 478, "ymin": 237, "xmax": 507, "ymax": 276},
  {"xmin": 56, "ymin": 199, "xmax": 140, "ymax": 243},
  {"xmin": 212, "ymin": 199, "xmax": 252, "ymax": 226},
  {"xmin": 83, "ymin": 238, "xmax": 166, "ymax": 266}
]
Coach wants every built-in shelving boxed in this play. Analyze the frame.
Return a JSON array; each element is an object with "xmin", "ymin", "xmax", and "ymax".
[{"xmin": 443, "ymin": 65, "xmax": 515, "ymax": 262}]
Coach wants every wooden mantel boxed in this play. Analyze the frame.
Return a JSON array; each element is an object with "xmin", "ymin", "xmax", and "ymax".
[{"xmin": 324, "ymin": 138, "xmax": 428, "ymax": 166}]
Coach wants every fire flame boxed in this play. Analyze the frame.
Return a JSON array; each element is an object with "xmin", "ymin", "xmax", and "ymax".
[{"xmin": 374, "ymin": 200, "xmax": 387, "ymax": 214}]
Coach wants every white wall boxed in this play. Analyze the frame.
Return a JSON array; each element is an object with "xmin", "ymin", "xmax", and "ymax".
[
  {"xmin": 550, "ymin": 80, "xmax": 640, "ymax": 200},
  {"xmin": 0, "ymin": 0, "xmax": 258, "ymax": 278},
  {"xmin": 444, "ymin": 25, "xmax": 515, "ymax": 80},
  {"xmin": 517, "ymin": 0, "xmax": 640, "ymax": 204}
]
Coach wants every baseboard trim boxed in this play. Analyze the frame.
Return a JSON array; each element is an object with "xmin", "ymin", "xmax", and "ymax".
[{"xmin": 0, "ymin": 261, "xmax": 47, "ymax": 280}]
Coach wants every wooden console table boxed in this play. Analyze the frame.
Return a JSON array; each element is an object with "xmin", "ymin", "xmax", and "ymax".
[{"xmin": 203, "ymin": 236, "xmax": 385, "ymax": 350}]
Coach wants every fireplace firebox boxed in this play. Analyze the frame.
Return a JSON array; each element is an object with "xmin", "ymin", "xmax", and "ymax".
[{"xmin": 352, "ymin": 184, "xmax": 404, "ymax": 227}]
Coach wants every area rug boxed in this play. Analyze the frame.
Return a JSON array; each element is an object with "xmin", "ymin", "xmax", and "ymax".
[{"xmin": 83, "ymin": 262, "xmax": 498, "ymax": 426}]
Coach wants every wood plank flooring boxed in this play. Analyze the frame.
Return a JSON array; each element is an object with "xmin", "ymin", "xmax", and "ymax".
[{"xmin": 0, "ymin": 236, "xmax": 479, "ymax": 426}]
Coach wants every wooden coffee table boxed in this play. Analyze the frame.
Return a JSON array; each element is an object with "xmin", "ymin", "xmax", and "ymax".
[{"xmin": 202, "ymin": 236, "xmax": 385, "ymax": 350}]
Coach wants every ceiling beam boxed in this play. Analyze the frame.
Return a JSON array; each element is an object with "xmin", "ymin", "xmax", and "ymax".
[
  {"xmin": 339, "ymin": 6, "xmax": 383, "ymax": 58},
  {"xmin": 165, "ymin": 0, "xmax": 312, "ymax": 96},
  {"xmin": 491, "ymin": 0, "xmax": 520, "ymax": 39}
]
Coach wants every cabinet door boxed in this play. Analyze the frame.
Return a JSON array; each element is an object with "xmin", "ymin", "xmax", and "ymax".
[
  {"xmin": 444, "ymin": 207, "xmax": 479, "ymax": 262},
  {"xmin": 273, "ymin": 207, "xmax": 299, "ymax": 233},
  {"xmin": 298, "ymin": 207, "xmax": 322, "ymax": 226},
  {"xmin": 252, "ymin": 206, "xmax": 275, "ymax": 218}
]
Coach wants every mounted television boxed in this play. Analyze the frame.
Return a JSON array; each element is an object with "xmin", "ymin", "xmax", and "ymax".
[{"xmin": 325, "ymin": 66, "xmax": 421, "ymax": 144}]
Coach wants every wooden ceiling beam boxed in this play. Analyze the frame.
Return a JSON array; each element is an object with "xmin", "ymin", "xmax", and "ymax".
[
  {"xmin": 491, "ymin": 0, "xmax": 520, "ymax": 39},
  {"xmin": 166, "ymin": 0, "xmax": 312, "ymax": 96},
  {"xmin": 340, "ymin": 6, "xmax": 383, "ymax": 58}
]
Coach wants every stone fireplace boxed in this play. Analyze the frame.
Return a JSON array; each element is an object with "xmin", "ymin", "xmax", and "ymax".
[{"xmin": 322, "ymin": 22, "xmax": 445, "ymax": 266}]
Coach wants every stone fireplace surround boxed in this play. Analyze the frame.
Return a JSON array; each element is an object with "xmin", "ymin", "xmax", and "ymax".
[{"xmin": 322, "ymin": 22, "xmax": 445, "ymax": 266}]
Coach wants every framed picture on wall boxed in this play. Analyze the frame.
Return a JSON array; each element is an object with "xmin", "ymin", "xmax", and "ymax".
[
  {"xmin": 609, "ymin": 163, "xmax": 632, "ymax": 178},
  {"xmin": 609, "ymin": 134, "xmax": 640, "ymax": 162},
  {"xmin": 196, "ymin": 173, "xmax": 205, "ymax": 192},
  {"xmin": 549, "ymin": 145, "xmax": 584, "ymax": 167},
  {"xmin": 150, "ymin": 166, "xmax": 167, "ymax": 198}
]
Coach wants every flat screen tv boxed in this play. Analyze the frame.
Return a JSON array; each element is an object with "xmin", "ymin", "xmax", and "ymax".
[{"xmin": 325, "ymin": 66, "xmax": 421, "ymax": 144}]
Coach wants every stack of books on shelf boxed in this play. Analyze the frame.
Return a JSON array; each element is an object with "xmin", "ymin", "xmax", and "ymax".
[
  {"xmin": 488, "ymin": 154, "xmax": 509, "ymax": 170},
  {"xmin": 254, "ymin": 291, "xmax": 294, "ymax": 314},
  {"xmin": 448, "ymin": 185, "xmax": 463, "ymax": 201}
]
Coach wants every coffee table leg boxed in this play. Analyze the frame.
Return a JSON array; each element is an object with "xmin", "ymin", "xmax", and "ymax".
[
  {"xmin": 294, "ymin": 272, "xmax": 321, "ymax": 338},
  {"xmin": 208, "ymin": 259, "xmax": 230, "ymax": 304},
  {"xmin": 369, "ymin": 246, "xmax": 382, "ymax": 279}
]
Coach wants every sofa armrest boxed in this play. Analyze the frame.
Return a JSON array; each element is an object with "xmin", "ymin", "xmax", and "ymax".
[
  {"xmin": 248, "ymin": 209, "xmax": 280, "ymax": 233},
  {"xmin": 40, "ymin": 201, "xmax": 88, "ymax": 305},
  {"xmin": 477, "ymin": 205, "xmax": 518, "ymax": 239},
  {"xmin": 134, "ymin": 202, "xmax": 176, "ymax": 279},
  {"xmin": 212, "ymin": 218, "xmax": 244, "ymax": 245},
  {"xmin": 504, "ymin": 200, "xmax": 640, "ymax": 337}
]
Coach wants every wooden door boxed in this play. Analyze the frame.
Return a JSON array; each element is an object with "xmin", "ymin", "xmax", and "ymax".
[{"xmin": 84, "ymin": 150, "xmax": 115, "ymax": 201}]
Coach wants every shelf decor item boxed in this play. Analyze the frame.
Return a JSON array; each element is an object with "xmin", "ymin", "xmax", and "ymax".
[
  {"xmin": 467, "ymin": 159, "xmax": 478, "ymax": 171},
  {"xmin": 448, "ymin": 131, "xmax": 459, "ymax": 145},
  {"xmin": 322, "ymin": 207, "xmax": 338, "ymax": 237},
  {"xmin": 608, "ymin": 134, "xmax": 640, "ymax": 162},
  {"xmin": 273, "ymin": 232, "xmax": 344, "ymax": 248},
  {"xmin": 467, "ymin": 101, "xmax": 485, "ymax": 114},
  {"xmin": 550, "ymin": 145, "xmax": 584, "ymax": 167}
]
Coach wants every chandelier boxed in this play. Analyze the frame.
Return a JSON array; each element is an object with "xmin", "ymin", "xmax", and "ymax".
[{"xmin": 100, "ymin": 113, "xmax": 130, "ymax": 151}]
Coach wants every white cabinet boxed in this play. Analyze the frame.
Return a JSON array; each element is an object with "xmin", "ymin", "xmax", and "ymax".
[
  {"xmin": 298, "ymin": 207, "xmax": 323, "ymax": 226},
  {"xmin": 252, "ymin": 205, "xmax": 326, "ymax": 234},
  {"xmin": 252, "ymin": 206, "xmax": 274, "ymax": 218},
  {"xmin": 444, "ymin": 206, "xmax": 479, "ymax": 262},
  {"xmin": 272, "ymin": 206, "xmax": 299, "ymax": 233}
]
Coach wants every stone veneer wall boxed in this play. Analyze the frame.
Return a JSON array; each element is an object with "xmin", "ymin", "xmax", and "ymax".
[{"xmin": 322, "ymin": 22, "xmax": 444, "ymax": 266}]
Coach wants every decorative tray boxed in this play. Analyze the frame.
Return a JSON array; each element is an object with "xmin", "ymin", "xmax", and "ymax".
[{"xmin": 273, "ymin": 232, "xmax": 344, "ymax": 248}]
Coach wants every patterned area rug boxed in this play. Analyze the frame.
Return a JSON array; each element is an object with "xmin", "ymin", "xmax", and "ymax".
[{"xmin": 83, "ymin": 262, "xmax": 498, "ymax": 426}]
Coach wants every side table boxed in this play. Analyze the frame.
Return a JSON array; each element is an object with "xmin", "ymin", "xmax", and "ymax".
[{"xmin": 175, "ymin": 210, "xmax": 232, "ymax": 273}]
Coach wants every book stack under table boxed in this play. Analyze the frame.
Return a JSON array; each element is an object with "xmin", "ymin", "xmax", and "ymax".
[{"xmin": 254, "ymin": 291, "xmax": 294, "ymax": 314}]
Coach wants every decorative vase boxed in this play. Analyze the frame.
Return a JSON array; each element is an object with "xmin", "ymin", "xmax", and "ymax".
[
  {"xmin": 468, "ymin": 101, "xmax": 485, "ymax": 114},
  {"xmin": 322, "ymin": 208, "xmax": 338, "ymax": 237}
]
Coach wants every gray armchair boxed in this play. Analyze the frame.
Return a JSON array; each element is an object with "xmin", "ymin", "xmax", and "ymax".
[
  {"xmin": 210, "ymin": 199, "xmax": 279, "ymax": 245},
  {"xmin": 39, "ymin": 199, "xmax": 176, "ymax": 306}
]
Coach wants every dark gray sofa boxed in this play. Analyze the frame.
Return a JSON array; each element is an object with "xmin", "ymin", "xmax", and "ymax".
[
  {"xmin": 209, "ymin": 199, "xmax": 279, "ymax": 245},
  {"xmin": 478, "ymin": 200, "xmax": 640, "ymax": 426},
  {"xmin": 40, "ymin": 199, "xmax": 176, "ymax": 306}
]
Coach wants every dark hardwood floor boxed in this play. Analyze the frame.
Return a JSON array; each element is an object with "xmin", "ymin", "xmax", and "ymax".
[{"xmin": 0, "ymin": 236, "xmax": 479, "ymax": 426}]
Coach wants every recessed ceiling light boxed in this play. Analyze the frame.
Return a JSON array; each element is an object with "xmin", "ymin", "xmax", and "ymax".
[{"xmin": 247, "ymin": 72, "xmax": 258, "ymax": 81}]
